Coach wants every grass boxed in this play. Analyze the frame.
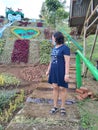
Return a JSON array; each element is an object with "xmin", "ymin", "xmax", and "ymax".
[
  {"xmin": 76, "ymin": 35, "xmax": 98, "ymax": 65},
  {"xmin": 77, "ymin": 99, "xmax": 98, "ymax": 130}
]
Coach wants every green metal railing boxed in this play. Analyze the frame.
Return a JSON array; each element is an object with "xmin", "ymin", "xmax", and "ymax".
[
  {"xmin": 76, "ymin": 50, "xmax": 98, "ymax": 88},
  {"xmin": 59, "ymin": 28, "xmax": 98, "ymax": 88},
  {"xmin": 60, "ymin": 29, "xmax": 83, "ymax": 52}
]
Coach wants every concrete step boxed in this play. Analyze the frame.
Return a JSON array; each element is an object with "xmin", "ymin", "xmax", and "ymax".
[
  {"xmin": 70, "ymin": 63, "xmax": 76, "ymax": 67},
  {"xmin": 69, "ymin": 70, "xmax": 76, "ymax": 74},
  {"xmin": 70, "ymin": 60, "xmax": 76, "ymax": 64},
  {"xmin": 69, "ymin": 78, "xmax": 76, "ymax": 83},
  {"xmin": 6, "ymin": 82, "xmax": 80, "ymax": 130},
  {"xmin": 69, "ymin": 67, "xmax": 76, "ymax": 70},
  {"xmin": 70, "ymin": 57, "xmax": 75, "ymax": 61},
  {"xmin": 69, "ymin": 74, "xmax": 76, "ymax": 79},
  {"xmin": 69, "ymin": 83, "xmax": 76, "ymax": 89},
  {"xmin": 70, "ymin": 56, "xmax": 76, "ymax": 60},
  {"xmin": 6, "ymin": 102, "xmax": 80, "ymax": 130},
  {"xmin": 30, "ymin": 82, "xmax": 76, "ymax": 99}
]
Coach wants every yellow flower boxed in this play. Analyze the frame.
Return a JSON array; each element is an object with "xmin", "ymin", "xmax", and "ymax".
[{"xmin": 0, "ymin": 75, "xmax": 4, "ymax": 85}]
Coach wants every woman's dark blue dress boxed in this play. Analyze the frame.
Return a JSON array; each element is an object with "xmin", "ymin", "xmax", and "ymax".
[{"xmin": 48, "ymin": 44, "xmax": 70, "ymax": 88}]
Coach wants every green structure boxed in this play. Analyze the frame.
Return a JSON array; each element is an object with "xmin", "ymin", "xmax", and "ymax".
[{"xmin": 6, "ymin": 8, "xmax": 24, "ymax": 19}]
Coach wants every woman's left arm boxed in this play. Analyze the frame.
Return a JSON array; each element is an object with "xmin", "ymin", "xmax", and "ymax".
[{"xmin": 64, "ymin": 55, "xmax": 70, "ymax": 82}]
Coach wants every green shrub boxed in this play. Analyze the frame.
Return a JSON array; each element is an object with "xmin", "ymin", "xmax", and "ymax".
[
  {"xmin": 39, "ymin": 40, "xmax": 52, "ymax": 64},
  {"xmin": 0, "ymin": 40, "xmax": 6, "ymax": 55},
  {"xmin": 0, "ymin": 90, "xmax": 16, "ymax": 112},
  {"xmin": 0, "ymin": 90, "xmax": 24, "ymax": 123},
  {"xmin": 0, "ymin": 73, "xmax": 20, "ymax": 86}
]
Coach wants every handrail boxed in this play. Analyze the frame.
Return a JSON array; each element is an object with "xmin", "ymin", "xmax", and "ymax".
[
  {"xmin": 60, "ymin": 28, "xmax": 83, "ymax": 52},
  {"xmin": 76, "ymin": 50, "xmax": 98, "ymax": 88}
]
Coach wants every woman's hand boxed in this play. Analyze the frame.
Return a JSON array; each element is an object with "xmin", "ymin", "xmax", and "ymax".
[
  {"xmin": 46, "ymin": 62, "xmax": 51, "ymax": 76},
  {"xmin": 64, "ymin": 75, "xmax": 69, "ymax": 82},
  {"xmin": 46, "ymin": 70, "xmax": 49, "ymax": 76}
]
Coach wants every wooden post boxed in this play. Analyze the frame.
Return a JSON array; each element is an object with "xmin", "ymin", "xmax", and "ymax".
[
  {"xmin": 86, "ymin": 5, "xmax": 98, "ymax": 25},
  {"xmin": 89, "ymin": 25, "xmax": 98, "ymax": 61},
  {"xmin": 70, "ymin": 0, "xmax": 73, "ymax": 19},
  {"xmin": 87, "ymin": 17, "xmax": 98, "ymax": 30},
  {"xmin": 91, "ymin": 0, "xmax": 93, "ymax": 11},
  {"xmin": 81, "ymin": 0, "xmax": 98, "ymax": 37},
  {"xmin": 83, "ymin": 24, "xmax": 87, "ymax": 76},
  {"xmin": 85, "ymin": 24, "xmax": 98, "ymax": 76}
]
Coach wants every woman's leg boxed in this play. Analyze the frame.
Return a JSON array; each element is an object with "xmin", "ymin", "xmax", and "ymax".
[
  {"xmin": 59, "ymin": 87, "xmax": 67, "ymax": 108},
  {"xmin": 52, "ymin": 83, "xmax": 59, "ymax": 108}
]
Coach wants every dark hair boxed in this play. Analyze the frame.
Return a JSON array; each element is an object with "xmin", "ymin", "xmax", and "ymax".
[{"xmin": 53, "ymin": 31, "xmax": 64, "ymax": 44}]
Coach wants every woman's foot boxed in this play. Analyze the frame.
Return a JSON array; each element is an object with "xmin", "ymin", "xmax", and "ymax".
[
  {"xmin": 49, "ymin": 107, "xmax": 59, "ymax": 114},
  {"xmin": 60, "ymin": 108, "xmax": 66, "ymax": 116}
]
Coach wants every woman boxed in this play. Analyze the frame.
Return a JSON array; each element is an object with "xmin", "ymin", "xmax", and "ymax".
[{"xmin": 46, "ymin": 31, "xmax": 70, "ymax": 116}]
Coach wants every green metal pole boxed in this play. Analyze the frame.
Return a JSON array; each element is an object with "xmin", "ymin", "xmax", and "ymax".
[
  {"xmin": 76, "ymin": 53, "xmax": 82, "ymax": 88},
  {"xmin": 77, "ymin": 50, "xmax": 98, "ymax": 81}
]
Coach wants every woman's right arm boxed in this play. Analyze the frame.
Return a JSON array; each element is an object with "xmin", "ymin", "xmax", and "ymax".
[{"xmin": 46, "ymin": 62, "xmax": 51, "ymax": 76}]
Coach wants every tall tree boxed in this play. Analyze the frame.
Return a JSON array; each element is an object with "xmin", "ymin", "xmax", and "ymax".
[{"xmin": 40, "ymin": 0, "xmax": 68, "ymax": 27}]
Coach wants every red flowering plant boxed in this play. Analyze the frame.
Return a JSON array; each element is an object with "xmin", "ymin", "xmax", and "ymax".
[{"xmin": 11, "ymin": 39, "xmax": 30, "ymax": 63}]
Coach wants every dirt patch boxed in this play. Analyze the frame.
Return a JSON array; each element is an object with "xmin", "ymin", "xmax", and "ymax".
[
  {"xmin": 0, "ymin": 64, "xmax": 48, "ymax": 93},
  {"xmin": 82, "ymin": 76, "xmax": 98, "ymax": 95}
]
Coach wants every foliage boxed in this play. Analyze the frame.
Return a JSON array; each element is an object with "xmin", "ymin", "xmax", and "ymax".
[
  {"xmin": 75, "ymin": 34, "xmax": 98, "ymax": 64},
  {"xmin": 11, "ymin": 39, "xmax": 30, "ymax": 63},
  {"xmin": 40, "ymin": 0, "xmax": 68, "ymax": 27},
  {"xmin": 0, "ymin": 73, "xmax": 20, "ymax": 86},
  {"xmin": 0, "ymin": 90, "xmax": 24, "ymax": 123},
  {"xmin": 39, "ymin": 40, "xmax": 52, "ymax": 64},
  {"xmin": 0, "ymin": 40, "xmax": 6, "ymax": 55},
  {"xmin": 56, "ymin": 8, "xmax": 69, "ymax": 21},
  {"xmin": 77, "ymin": 99, "xmax": 98, "ymax": 129},
  {"xmin": 45, "ymin": 0, "xmax": 63, "ymax": 12},
  {"xmin": 0, "ymin": 76, "xmax": 4, "ymax": 86},
  {"xmin": 0, "ymin": 90, "xmax": 16, "ymax": 113}
]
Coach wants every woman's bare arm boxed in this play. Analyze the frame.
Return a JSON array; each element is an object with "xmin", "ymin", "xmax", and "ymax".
[
  {"xmin": 46, "ymin": 62, "xmax": 51, "ymax": 76},
  {"xmin": 64, "ymin": 55, "xmax": 70, "ymax": 82}
]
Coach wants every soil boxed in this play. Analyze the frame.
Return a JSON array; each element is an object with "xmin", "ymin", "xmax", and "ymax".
[{"xmin": 0, "ymin": 63, "xmax": 48, "ymax": 94}]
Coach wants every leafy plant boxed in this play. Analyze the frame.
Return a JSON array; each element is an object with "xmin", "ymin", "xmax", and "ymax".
[
  {"xmin": 0, "ymin": 39, "xmax": 6, "ymax": 55},
  {"xmin": 0, "ymin": 90, "xmax": 16, "ymax": 112},
  {"xmin": 0, "ymin": 73, "xmax": 20, "ymax": 86},
  {"xmin": 40, "ymin": 0, "xmax": 68, "ymax": 27},
  {"xmin": 11, "ymin": 39, "xmax": 30, "ymax": 63},
  {"xmin": 0, "ymin": 90, "xmax": 24, "ymax": 123},
  {"xmin": 0, "ymin": 76, "xmax": 4, "ymax": 86},
  {"xmin": 39, "ymin": 40, "xmax": 52, "ymax": 64}
]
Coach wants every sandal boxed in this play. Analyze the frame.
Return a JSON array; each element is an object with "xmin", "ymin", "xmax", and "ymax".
[
  {"xmin": 49, "ymin": 107, "xmax": 59, "ymax": 114},
  {"xmin": 60, "ymin": 108, "xmax": 66, "ymax": 116}
]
